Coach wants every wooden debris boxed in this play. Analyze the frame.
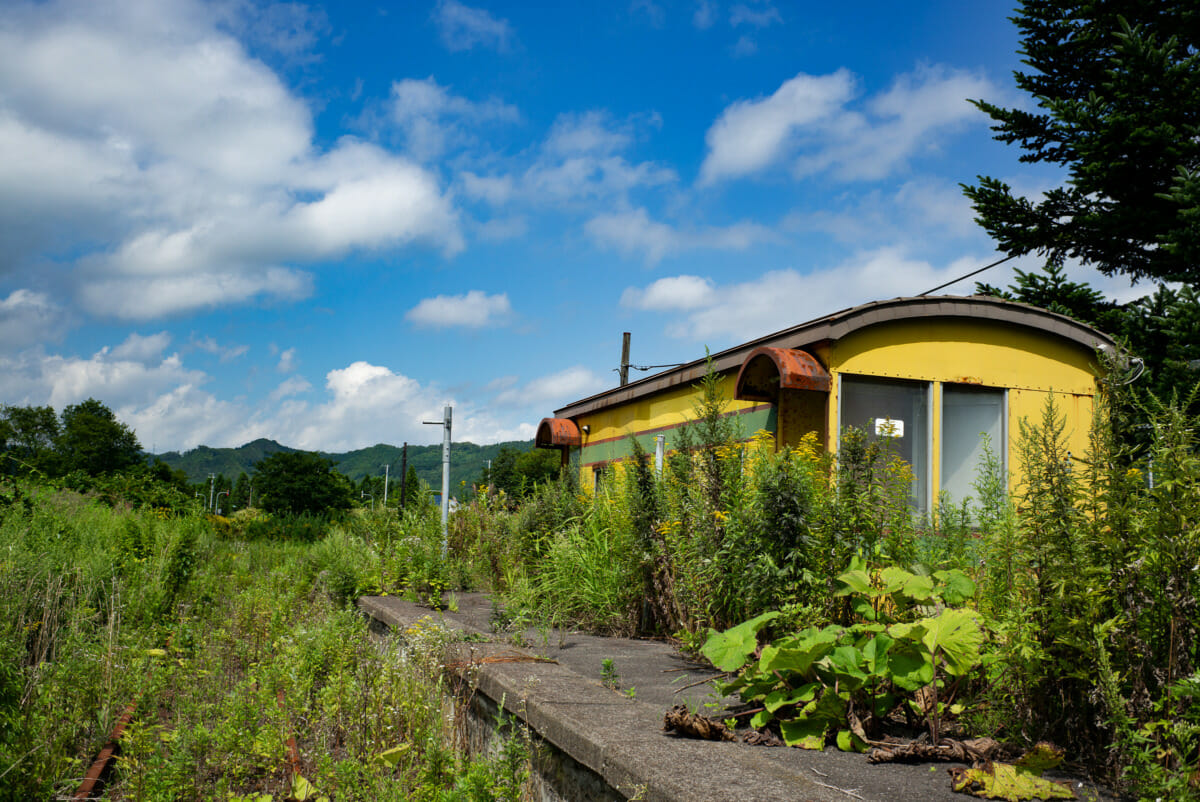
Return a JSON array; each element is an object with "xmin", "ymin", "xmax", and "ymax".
[
  {"xmin": 662, "ymin": 704, "xmax": 736, "ymax": 741},
  {"xmin": 741, "ymin": 729, "xmax": 783, "ymax": 747},
  {"xmin": 866, "ymin": 737, "xmax": 1006, "ymax": 765}
]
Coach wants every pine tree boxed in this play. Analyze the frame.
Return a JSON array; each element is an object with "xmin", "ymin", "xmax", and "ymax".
[{"xmin": 964, "ymin": 1, "xmax": 1200, "ymax": 285}]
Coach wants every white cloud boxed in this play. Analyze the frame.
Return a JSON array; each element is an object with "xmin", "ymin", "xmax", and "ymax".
[
  {"xmin": 587, "ymin": 209, "xmax": 678, "ymax": 264},
  {"xmin": 492, "ymin": 366, "xmax": 605, "ymax": 408},
  {"xmin": 459, "ymin": 172, "xmax": 515, "ymax": 205},
  {"xmin": 110, "ymin": 331, "xmax": 172, "ymax": 362},
  {"xmin": 625, "ymin": 249, "xmax": 975, "ymax": 343},
  {"xmin": 268, "ymin": 375, "xmax": 312, "ymax": 402},
  {"xmin": 276, "ymin": 347, "xmax": 297, "ymax": 373},
  {"xmin": 389, "ymin": 77, "xmax": 518, "ymax": 161},
  {"xmin": 585, "ymin": 207, "xmax": 776, "ymax": 264},
  {"xmin": 432, "ymin": 0, "xmax": 513, "ymax": 52},
  {"xmin": 797, "ymin": 64, "xmax": 996, "ymax": 181},
  {"xmin": 693, "ymin": 0, "xmax": 718, "ymax": 28},
  {"xmin": 729, "ymin": 3, "xmax": 781, "ymax": 27},
  {"xmin": 544, "ymin": 111, "xmax": 635, "ymax": 156},
  {"xmin": 699, "ymin": 70, "xmax": 856, "ymax": 184},
  {"xmin": 621, "ymin": 275, "xmax": 716, "ymax": 310},
  {"xmin": 0, "ymin": 0, "xmax": 463, "ymax": 322},
  {"xmin": 731, "ymin": 35, "xmax": 758, "ymax": 57},
  {"xmin": 191, "ymin": 336, "xmax": 249, "ymax": 363},
  {"xmin": 0, "ymin": 290, "xmax": 67, "ymax": 352},
  {"xmin": 474, "ymin": 216, "xmax": 528, "ymax": 241},
  {"xmin": 789, "ymin": 178, "xmax": 980, "ymax": 246},
  {"xmin": 0, "ymin": 344, "xmax": 207, "ymax": 414},
  {"xmin": 406, "ymin": 290, "xmax": 513, "ymax": 329},
  {"xmin": 699, "ymin": 65, "xmax": 998, "ymax": 185}
]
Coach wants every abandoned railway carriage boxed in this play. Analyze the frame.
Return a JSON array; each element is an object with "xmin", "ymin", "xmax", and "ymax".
[{"xmin": 536, "ymin": 296, "xmax": 1117, "ymax": 510}]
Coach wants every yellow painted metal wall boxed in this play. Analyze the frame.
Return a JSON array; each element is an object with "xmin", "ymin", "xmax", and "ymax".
[
  {"xmin": 570, "ymin": 317, "xmax": 1102, "ymax": 496},
  {"xmin": 826, "ymin": 318, "xmax": 1100, "ymax": 495}
]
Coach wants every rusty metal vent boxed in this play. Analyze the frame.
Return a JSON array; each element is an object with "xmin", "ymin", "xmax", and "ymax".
[
  {"xmin": 536, "ymin": 417, "xmax": 582, "ymax": 448},
  {"xmin": 735, "ymin": 346, "xmax": 830, "ymax": 402}
]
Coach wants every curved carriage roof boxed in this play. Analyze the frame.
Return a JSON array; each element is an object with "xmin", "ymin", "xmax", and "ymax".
[{"xmin": 552, "ymin": 295, "xmax": 1116, "ymax": 419}]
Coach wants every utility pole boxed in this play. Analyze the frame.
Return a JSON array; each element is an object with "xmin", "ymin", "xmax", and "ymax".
[
  {"xmin": 207, "ymin": 474, "xmax": 216, "ymax": 512},
  {"xmin": 382, "ymin": 463, "xmax": 389, "ymax": 508},
  {"xmin": 422, "ymin": 406, "xmax": 452, "ymax": 554},
  {"xmin": 399, "ymin": 443, "xmax": 408, "ymax": 511},
  {"xmin": 619, "ymin": 332, "xmax": 631, "ymax": 386}
]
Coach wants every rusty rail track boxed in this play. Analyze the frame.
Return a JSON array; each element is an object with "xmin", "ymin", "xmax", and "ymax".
[{"xmin": 71, "ymin": 701, "xmax": 137, "ymax": 801}]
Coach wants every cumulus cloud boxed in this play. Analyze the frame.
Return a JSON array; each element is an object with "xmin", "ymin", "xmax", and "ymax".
[
  {"xmin": 0, "ymin": 290, "xmax": 68, "ymax": 352},
  {"xmin": 585, "ymin": 207, "xmax": 776, "ymax": 264},
  {"xmin": 492, "ymin": 366, "xmax": 605, "ymax": 408},
  {"xmin": 699, "ymin": 65, "xmax": 997, "ymax": 185},
  {"xmin": 700, "ymin": 70, "xmax": 856, "ymax": 184},
  {"xmin": 624, "ymin": 248, "xmax": 983, "ymax": 343},
  {"xmin": 390, "ymin": 77, "xmax": 518, "ymax": 161},
  {"xmin": 0, "ymin": 0, "xmax": 463, "ymax": 322},
  {"xmin": 432, "ymin": 0, "xmax": 514, "ymax": 52},
  {"xmin": 268, "ymin": 375, "xmax": 312, "ymax": 402},
  {"xmin": 406, "ymin": 290, "xmax": 513, "ymax": 329},
  {"xmin": 620, "ymin": 275, "xmax": 716, "ymax": 310},
  {"xmin": 109, "ymin": 331, "xmax": 172, "ymax": 362}
]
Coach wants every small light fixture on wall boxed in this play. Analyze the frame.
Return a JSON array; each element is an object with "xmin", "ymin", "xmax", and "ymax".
[{"xmin": 581, "ymin": 424, "xmax": 590, "ymax": 435}]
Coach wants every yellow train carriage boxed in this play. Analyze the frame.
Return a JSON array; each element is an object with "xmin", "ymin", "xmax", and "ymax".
[{"xmin": 537, "ymin": 296, "xmax": 1114, "ymax": 509}]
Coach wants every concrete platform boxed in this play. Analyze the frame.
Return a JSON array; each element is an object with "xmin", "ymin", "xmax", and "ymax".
[{"xmin": 359, "ymin": 592, "xmax": 1114, "ymax": 802}]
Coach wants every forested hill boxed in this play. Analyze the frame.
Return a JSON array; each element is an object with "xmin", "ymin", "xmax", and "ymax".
[{"xmin": 153, "ymin": 437, "xmax": 538, "ymax": 490}]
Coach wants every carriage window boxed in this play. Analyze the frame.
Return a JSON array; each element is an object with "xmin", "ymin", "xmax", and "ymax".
[
  {"xmin": 840, "ymin": 376, "xmax": 930, "ymax": 509},
  {"xmin": 940, "ymin": 386, "xmax": 1004, "ymax": 504}
]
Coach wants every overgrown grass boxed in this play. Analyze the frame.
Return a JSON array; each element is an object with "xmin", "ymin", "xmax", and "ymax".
[{"xmin": 0, "ymin": 483, "xmax": 530, "ymax": 800}]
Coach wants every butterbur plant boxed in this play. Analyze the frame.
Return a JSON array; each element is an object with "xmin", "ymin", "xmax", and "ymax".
[{"xmin": 701, "ymin": 558, "xmax": 984, "ymax": 751}]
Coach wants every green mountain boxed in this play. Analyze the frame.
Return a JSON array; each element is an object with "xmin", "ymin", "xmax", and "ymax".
[{"xmin": 154, "ymin": 438, "xmax": 536, "ymax": 496}]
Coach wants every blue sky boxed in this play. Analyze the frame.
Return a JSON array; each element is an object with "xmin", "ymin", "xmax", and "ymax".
[{"xmin": 0, "ymin": 0, "xmax": 1148, "ymax": 453}]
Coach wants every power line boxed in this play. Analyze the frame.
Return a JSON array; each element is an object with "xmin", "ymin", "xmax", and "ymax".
[{"xmin": 918, "ymin": 253, "xmax": 1018, "ymax": 297}]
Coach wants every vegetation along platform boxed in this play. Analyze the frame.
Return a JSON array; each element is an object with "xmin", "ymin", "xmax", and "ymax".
[{"xmin": 359, "ymin": 593, "xmax": 1115, "ymax": 802}]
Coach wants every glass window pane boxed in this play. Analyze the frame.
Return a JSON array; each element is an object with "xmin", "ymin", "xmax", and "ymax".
[
  {"xmin": 941, "ymin": 386, "xmax": 1004, "ymax": 504},
  {"xmin": 840, "ymin": 376, "xmax": 929, "ymax": 509}
]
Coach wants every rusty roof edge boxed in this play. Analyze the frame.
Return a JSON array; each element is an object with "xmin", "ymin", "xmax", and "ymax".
[{"xmin": 552, "ymin": 295, "xmax": 1117, "ymax": 419}]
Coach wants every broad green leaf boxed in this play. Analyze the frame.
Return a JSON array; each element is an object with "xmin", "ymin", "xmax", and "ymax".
[
  {"xmin": 764, "ymin": 683, "xmax": 818, "ymax": 713},
  {"xmin": 701, "ymin": 610, "xmax": 781, "ymax": 672},
  {"xmin": 290, "ymin": 774, "xmax": 326, "ymax": 802},
  {"xmin": 816, "ymin": 645, "xmax": 868, "ymax": 691},
  {"xmin": 759, "ymin": 627, "xmax": 837, "ymax": 677},
  {"xmin": 750, "ymin": 709, "xmax": 774, "ymax": 729},
  {"xmin": 780, "ymin": 716, "xmax": 827, "ymax": 749},
  {"xmin": 1013, "ymin": 742, "xmax": 1065, "ymax": 775},
  {"xmin": 950, "ymin": 761, "xmax": 1074, "ymax": 801},
  {"xmin": 887, "ymin": 640, "xmax": 934, "ymax": 691},
  {"xmin": 921, "ymin": 609, "xmax": 984, "ymax": 676},
  {"xmin": 933, "ymin": 569, "xmax": 977, "ymax": 605},
  {"xmin": 861, "ymin": 632, "xmax": 894, "ymax": 676},
  {"xmin": 882, "ymin": 567, "xmax": 934, "ymax": 604},
  {"xmin": 836, "ymin": 729, "xmax": 869, "ymax": 753},
  {"xmin": 375, "ymin": 744, "xmax": 410, "ymax": 768},
  {"xmin": 834, "ymin": 556, "xmax": 872, "ymax": 596}
]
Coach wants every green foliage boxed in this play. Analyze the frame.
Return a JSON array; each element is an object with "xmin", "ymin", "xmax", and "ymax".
[
  {"xmin": 0, "ymin": 404, "xmax": 61, "ymax": 476},
  {"xmin": 483, "ymin": 445, "xmax": 562, "ymax": 501},
  {"xmin": 58, "ymin": 398, "xmax": 143, "ymax": 476},
  {"xmin": 706, "ymin": 559, "xmax": 983, "ymax": 750},
  {"xmin": 0, "ymin": 484, "xmax": 531, "ymax": 800},
  {"xmin": 253, "ymin": 451, "xmax": 353, "ymax": 516},
  {"xmin": 964, "ymin": 0, "xmax": 1200, "ymax": 285}
]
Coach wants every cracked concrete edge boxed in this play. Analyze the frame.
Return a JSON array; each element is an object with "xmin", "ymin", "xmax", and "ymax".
[{"xmin": 357, "ymin": 597, "xmax": 839, "ymax": 802}]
